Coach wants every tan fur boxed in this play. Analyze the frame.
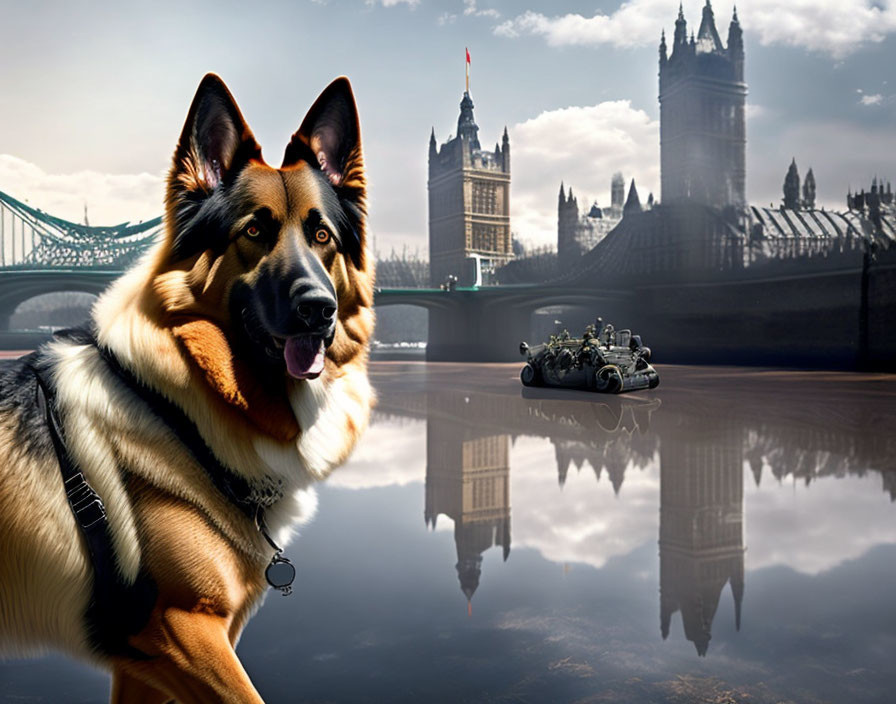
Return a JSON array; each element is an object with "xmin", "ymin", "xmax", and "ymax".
[
  {"xmin": 0, "ymin": 75, "xmax": 374, "ymax": 703},
  {"xmin": 172, "ymin": 318, "xmax": 300, "ymax": 441}
]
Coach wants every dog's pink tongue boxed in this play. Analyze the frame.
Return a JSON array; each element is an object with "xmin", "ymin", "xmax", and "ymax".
[{"xmin": 284, "ymin": 336, "xmax": 325, "ymax": 379}]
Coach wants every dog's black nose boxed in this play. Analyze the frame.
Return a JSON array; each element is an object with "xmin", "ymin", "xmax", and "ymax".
[{"xmin": 293, "ymin": 288, "xmax": 338, "ymax": 334}]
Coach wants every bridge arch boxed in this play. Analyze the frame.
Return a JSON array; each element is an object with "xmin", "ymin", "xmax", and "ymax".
[
  {"xmin": 10, "ymin": 291, "xmax": 98, "ymax": 331},
  {"xmin": 0, "ymin": 272, "xmax": 117, "ymax": 330},
  {"xmin": 372, "ymin": 300, "xmax": 430, "ymax": 356}
]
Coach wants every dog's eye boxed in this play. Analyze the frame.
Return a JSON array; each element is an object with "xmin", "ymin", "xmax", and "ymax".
[
  {"xmin": 314, "ymin": 228, "xmax": 331, "ymax": 245},
  {"xmin": 245, "ymin": 224, "xmax": 261, "ymax": 239}
]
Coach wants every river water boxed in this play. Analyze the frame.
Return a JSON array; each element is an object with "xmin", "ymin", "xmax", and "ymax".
[{"xmin": 2, "ymin": 362, "xmax": 895, "ymax": 703}]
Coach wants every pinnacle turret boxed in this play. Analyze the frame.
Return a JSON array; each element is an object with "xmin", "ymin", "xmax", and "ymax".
[
  {"xmin": 501, "ymin": 125, "xmax": 510, "ymax": 173},
  {"xmin": 802, "ymin": 168, "xmax": 816, "ymax": 209},
  {"xmin": 697, "ymin": 1, "xmax": 724, "ymax": 55},
  {"xmin": 456, "ymin": 91, "xmax": 481, "ymax": 150},
  {"xmin": 623, "ymin": 179, "xmax": 642, "ymax": 215},
  {"xmin": 674, "ymin": 2, "xmax": 687, "ymax": 46},
  {"xmin": 727, "ymin": 4, "xmax": 744, "ymax": 73},
  {"xmin": 783, "ymin": 158, "xmax": 801, "ymax": 210}
]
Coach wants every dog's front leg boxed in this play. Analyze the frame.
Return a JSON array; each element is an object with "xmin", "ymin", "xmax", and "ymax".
[{"xmin": 116, "ymin": 608, "xmax": 265, "ymax": 704}]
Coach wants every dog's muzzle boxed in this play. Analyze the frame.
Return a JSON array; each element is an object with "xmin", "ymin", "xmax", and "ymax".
[{"xmin": 282, "ymin": 283, "xmax": 337, "ymax": 380}]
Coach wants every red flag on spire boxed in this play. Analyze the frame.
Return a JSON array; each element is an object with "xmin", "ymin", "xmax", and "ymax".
[
  {"xmin": 466, "ymin": 48, "xmax": 471, "ymax": 65},
  {"xmin": 465, "ymin": 48, "xmax": 470, "ymax": 93}
]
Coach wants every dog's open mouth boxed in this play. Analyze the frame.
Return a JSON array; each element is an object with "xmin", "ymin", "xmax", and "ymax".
[
  {"xmin": 283, "ymin": 335, "xmax": 326, "ymax": 380},
  {"xmin": 237, "ymin": 301, "xmax": 330, "ymax": 381}
]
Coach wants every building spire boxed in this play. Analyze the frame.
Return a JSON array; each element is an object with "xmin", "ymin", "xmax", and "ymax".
[
  {"xmin": 697, "ymin": 0, "xmax": 724, "ymax": 53},
  {"xmin": 783, "ymin": 158, "xmax": 801, "ymax": 210},
  {"xmin": 624, "ymin": 179, "xmax": 642, "ymax": 215},
  {"xmin": 674, "ymin": 2, "xmax": 688, "ymax": 46},
  {"xmin": 456, "ymin": 91, "xmax": 481, "ymax": 150},
  {"xmin": 803, "ymin": 167, "xmax": 816, "ymax": 209}
]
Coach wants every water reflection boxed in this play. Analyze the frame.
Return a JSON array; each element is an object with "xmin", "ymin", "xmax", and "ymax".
[
  {"xmin": 4, "ymin": 366, "xmax": 895, "ymax": 702},
  {"xmin": 373, "ymin": 369, "xmax": 896, "ymax": 657},
  {"xmin": 424, "ymin": 415, "xmax": 511, "ymax": 606},
  {"xmin": 659, "ymin": 411, "xmax": 743, "ymax": 656}
]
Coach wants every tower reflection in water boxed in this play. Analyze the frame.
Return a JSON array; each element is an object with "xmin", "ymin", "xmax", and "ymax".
[
  {"xmin": 374, "ymin": 381, "xmax": 894, "ymax": 656},
  {"xmin": 423, "ymin": 401, "xmax": 511, "ymax": 609},
  {"xmin": 659, "ymin": 413, "xmax": 744, "ymax": 656}
]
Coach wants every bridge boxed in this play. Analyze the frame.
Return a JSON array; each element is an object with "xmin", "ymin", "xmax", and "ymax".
[
  {"xmin": 373, "ymin": 285, "xmax": 630, "ymax": 361},
  {"xmin": 0, "ymin": 189, "xmax": 893, "ymax": 367},
  {"xmin": 0, "ymin": 190, "xmax": 162, "ymax": 346},
  {"xmin": 0, "ymin": 189, "xmax": 630, "ymax": 359}
]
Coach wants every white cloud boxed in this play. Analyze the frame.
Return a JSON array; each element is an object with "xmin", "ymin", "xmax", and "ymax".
[
  {"xmin": 495, "ymin": 0, "xmax": 667, "ymax": 48},
  {"xmin": 495, "ymin": 0, "xmax": 896, "ymax": 59},
  {"xmin": 860, "ymin": 93, "xmax": 884, "ymax": 105},
  {"xmin": 0, "ymin": 154, "xmax": 163, "ymax": 226},
  {"xmin": 366, "ymin": 0, "xmax": 419, "ymax": 6},
  {"xmin": 463, "ymin": 0, "xmax": 500, "ymax": 19},
  {"xmin": 440, "ymin": 0, "xmax": 499, "ymax": 25},
  {"xmin": 509, "ymin": 101, "xmax": 659, "ymax": 245}
]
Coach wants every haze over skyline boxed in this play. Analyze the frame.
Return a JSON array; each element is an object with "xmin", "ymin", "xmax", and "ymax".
[{"xmin": 0, "ymin": 0, "xmax": 894, "ymax": 253}]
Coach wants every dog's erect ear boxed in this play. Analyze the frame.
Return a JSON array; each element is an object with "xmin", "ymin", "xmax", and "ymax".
[
  {"xmin": 282, "ymin": 77, "xmax": 363, "ymax": 190},
  {"xmin": 169, "ymin": 74, "xmax": 261, "ymax": 197},
  {"xmin": 282, "ymin": 78, "xmax": 367, "ymax": 266}
]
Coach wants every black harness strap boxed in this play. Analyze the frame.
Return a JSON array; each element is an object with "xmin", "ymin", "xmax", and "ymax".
[
  {"xmin": 29, "ymin": 356, "xmax": 156, "ymax": 660},
  {"xmin": 31, "ymin": 327, "xmax": 294, "ymax": 646},
  {"xmin": 49, "ymin": 328, "xmax": 292, "ymax": 587},
  {"xmin": 55, "ymin": 327, "xmax": 281, "ymax": 523}
]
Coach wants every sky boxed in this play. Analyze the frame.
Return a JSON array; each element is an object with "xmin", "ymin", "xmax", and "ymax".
[{"xmin": 0, "ymin": 0, "xmax": 894, "ymax": 254}]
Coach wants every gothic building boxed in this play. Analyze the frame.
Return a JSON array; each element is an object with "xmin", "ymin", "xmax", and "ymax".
[
  {"xmin": 659, "ymin": 1, "xmax": 746, "ymax": 208},
  {"xmin": 428, "ymin": 92, "xmax": 512, "ymax": 286},
  {"xmin": 557, "ymin": 173, "xmax": 631, "ymax": 269},
  {"xmin": 848, "ymin": 177, "xmax": 894, "ymax": 222}
]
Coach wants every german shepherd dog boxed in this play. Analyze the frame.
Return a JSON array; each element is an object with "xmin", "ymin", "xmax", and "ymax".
[{"xmin": 0, "ymin": 74, "xmax": 374, "ymax": 702}]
